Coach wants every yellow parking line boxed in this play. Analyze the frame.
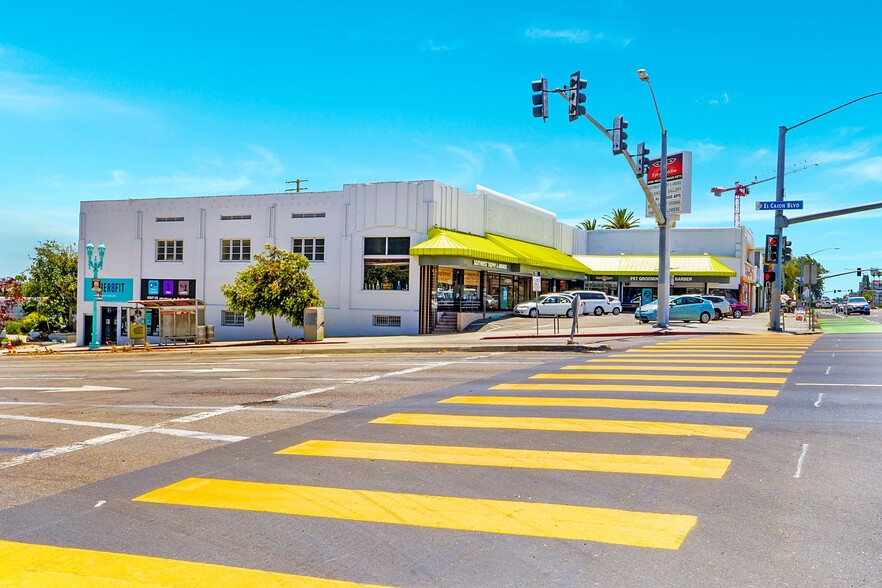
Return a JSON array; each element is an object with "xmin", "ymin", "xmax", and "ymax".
[
  {"xmin": 590, "ymin": 358, "xmax": 799, "ymax": 365},
  {"xmin": 370, "ymin": 413, "xmax": 752, "ymax": 439},
  {"xmin": 490, "ymin": 383, "xmax": 778, "ymax": 397},
  {"xmin": 134, "ymin": 477, "xmax": 697, "ymax": 550},
  {"xmin": 439, "ymin": 395, "xmax": 767, "ymax": 414},
  {"xmin": 0, "ymin": 539, "xmax": 388, "ymax": 587},
  {"xmin": 531, "ymin": 373, "xmax": 787, "ymax": 384},
  {"xmin": 278, "ymin": 439, "xmax": 732, "ymax": 478},
  {"xmin": 562, "ymin": 365, "xmax": 793, "ymax": 373}
]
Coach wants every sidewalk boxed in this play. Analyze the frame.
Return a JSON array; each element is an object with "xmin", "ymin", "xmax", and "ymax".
[{"xmin": 6, "ymin": 311, "xmax": 819, "ymax": 357}]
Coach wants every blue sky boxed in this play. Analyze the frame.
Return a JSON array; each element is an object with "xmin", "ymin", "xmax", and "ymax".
[{"xmin": 1, "ymin": 1, "xmax": 880, "ymax": 296}]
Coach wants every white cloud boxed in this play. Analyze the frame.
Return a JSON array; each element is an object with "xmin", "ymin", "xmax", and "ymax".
[
  {"xmin": 525, "ymin": 28, "xmax": 602, "ymax": 44},
  {"xmin": 0, "ymin": 71, "xmax": 140, "ymax": 116},
  {"xmin": 843, "ymin": 156, "xmax": 882, "ymax": 182}
]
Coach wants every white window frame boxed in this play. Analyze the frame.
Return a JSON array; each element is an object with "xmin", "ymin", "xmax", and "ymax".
[
  {"xmin": 292, "ymin": 237, "xmax": 325, "ymax": 262},
  {"xmin": 220, "ymin": 238, "xmax": 251, "ymax": 262},
  {"xmin": 156, "ymin": 240, "xmax": 183, "ymax": 262},
  {"xmin": 221, "ymin": 310, "xmax": 245, "ymax": 327}
]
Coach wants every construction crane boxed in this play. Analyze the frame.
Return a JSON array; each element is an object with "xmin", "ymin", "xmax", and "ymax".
[{"xmin": 711, "ymin": 161, "xmax": 818, "ymax": 227}]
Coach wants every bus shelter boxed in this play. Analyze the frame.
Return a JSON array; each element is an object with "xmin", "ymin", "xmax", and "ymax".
[{"xmin": 125, "ymin": 299, "xmax": 213, "ymax": 345}]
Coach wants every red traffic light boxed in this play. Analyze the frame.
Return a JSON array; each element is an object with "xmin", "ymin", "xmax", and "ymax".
[
  {"xmin": 768, "ymin": 237, "xmax": 778, "ymax": 246},
  {"xmin": 764, "ymin": 270, "xmax": 777, "ymax": 283}
]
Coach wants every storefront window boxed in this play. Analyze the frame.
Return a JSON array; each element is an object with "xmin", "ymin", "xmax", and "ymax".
[{"xmin": 364, "ymin": 258, "xmax": 410, "ymax": 290}]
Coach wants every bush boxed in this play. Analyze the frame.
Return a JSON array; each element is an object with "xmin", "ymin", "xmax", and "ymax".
[
  {"xmin": 4, "ymin": 321, "xmax": 22, "ymax": 335},
  {"xmin": 21, "ymin": 312, "xmax": 49, "ymax": 333}
]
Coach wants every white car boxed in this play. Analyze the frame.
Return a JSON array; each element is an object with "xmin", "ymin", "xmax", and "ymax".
[
  {"xmin": 699, "ymin": 295, "xmax": 732, "ymax": 321},
  {"xmin": 845, "ymin": 296, "xmax": 871, "ymax": 315},
  {"xmin": 514, "ymin": 294, "xmax": 576, "ymax": 318},
  {"xmin": 605, "ymin": 296, "xmax": 622, "ymax": 315},
  {"xmin": 564, "ymin": 290, "xmax": 617, "ymax": 316}
]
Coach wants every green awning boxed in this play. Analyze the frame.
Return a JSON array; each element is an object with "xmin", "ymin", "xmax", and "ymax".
[
  {"xmin": 409, "ymin": 228, "xmax": 519, "ymax": 264},
  {"xmin": 487, "ymin": 234, "xmax": 591, "ymax": 275},
  {"xmin": 574, "ymin": 254, "xmax": 737, "ymax": 277}
]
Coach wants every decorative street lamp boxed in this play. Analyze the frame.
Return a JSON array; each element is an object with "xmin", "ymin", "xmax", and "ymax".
[
  {"xmin": 85, "ymin": 240, "xmax": 106, "ymax": 350},
  {"xmin": 637, "ymin": 68, "xmax": 671, "ymax": 328}
]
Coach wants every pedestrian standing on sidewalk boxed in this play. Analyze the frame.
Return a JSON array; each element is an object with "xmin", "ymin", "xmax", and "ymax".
[{"xmin": 567, "ymin": 294, "xmax": 580, "ymax": 344}]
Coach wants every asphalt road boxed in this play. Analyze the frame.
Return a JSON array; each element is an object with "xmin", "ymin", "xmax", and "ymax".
[{"xmin": 1, "ymin": 332, "xmax": 880, "ymax": 586}]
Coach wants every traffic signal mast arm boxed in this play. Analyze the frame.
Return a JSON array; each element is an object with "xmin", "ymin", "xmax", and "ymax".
[{"xmin": 552, "ymin": 88, "xmax": 665, "ymax": 225}]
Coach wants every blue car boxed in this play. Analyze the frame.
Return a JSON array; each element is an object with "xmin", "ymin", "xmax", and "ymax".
[{"xmin": 635, "ymin": 295, "xmax": 714, "ymax": 324}]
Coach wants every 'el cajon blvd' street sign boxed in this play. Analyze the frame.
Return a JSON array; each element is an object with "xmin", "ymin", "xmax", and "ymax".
[{"xmin": 756, "ymin": 200, "xmax": 804, "ymax": 211}]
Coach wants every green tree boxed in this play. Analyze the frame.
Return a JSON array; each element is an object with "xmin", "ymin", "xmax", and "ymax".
[
  {"xmin": 783, "ymin": 256, "xmax": 828, "ymax": 300},
  {"xmin": 600, "ymin": 208, "xmax": 640, "ymax": 229},
  {"xmin": 577, "ymin": 219, "xmax": 597, "ymax": 231},
  {"xmin": 23, "ymin": 241, "xmax": 78, "ymax": 331},
  {"xmin": 221, "ymin": 244, "xmax": 323, "ymax": 343}
]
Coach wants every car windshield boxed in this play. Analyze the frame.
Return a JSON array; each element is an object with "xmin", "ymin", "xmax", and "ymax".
[{"xmin": 847, "ymin": 297, "xmax": 866, "ymax": 303}]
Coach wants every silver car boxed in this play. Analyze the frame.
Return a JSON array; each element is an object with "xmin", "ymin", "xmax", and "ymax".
[
  {"xmin": 514, "ymin": 294, "xmax": 576, "ymax": 318},
  {"xmin": 700, "ymin": 295, "xmax": 732, "ymax": 321}
]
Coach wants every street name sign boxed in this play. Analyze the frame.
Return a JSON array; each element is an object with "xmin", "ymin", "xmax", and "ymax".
[{"xmin": 756, "ymin": 200, "xmax": 804, "ymax": 210}]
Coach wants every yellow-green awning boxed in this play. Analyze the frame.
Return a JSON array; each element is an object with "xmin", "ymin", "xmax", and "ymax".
[
  {"xmin": 574, "ymin": 254, "xmax": 737, "ymax": 277},
  {"xmin": 487, "ymin": 234, "xmax": 591, "ymax": 275},
  {"xmin": 409, "ymin": 228, "xmax": 519, "ymax": 264}
]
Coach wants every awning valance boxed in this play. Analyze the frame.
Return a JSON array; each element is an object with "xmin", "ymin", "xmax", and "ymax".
[
  {"xmin": 486, "ymin": 234, "xmax": 591, "ymax": 275},
  {"xmin": 574, "ymin": 255, "xmax": 737, "ymax": 278},
  {"xmin": 409, "ymin": 228, "xmax": 519, "ymax": 264}
]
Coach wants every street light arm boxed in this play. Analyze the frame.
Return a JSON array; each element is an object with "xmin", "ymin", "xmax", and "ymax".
[{"xmin": 788, "ymin": 91, "xmax": 882, "ymax": 131}]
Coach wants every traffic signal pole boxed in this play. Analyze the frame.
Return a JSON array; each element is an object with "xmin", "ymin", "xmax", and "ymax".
[{"xmin": 769, "ymin": 126, "xmax": 787, "ymax": 331}]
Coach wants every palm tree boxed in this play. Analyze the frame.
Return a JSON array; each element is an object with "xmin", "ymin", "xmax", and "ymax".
[
  {"xmin": 601, "ymin": 208, "xmax": 640, "ymax": 229},
  {"xmin": 577, "ymin": 219, "xmax": 597, "ymax": 231}
]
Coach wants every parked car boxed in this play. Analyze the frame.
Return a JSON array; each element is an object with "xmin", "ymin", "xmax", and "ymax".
[
  {"xmin": 564, "ymin": 290, "xmax": 616, "ymax": 315},
  {"xmin": 700, "ymin": 295, "xmax": 732, "ymax": 320},
  {"xmin": 635, "ymin": 295, "xmax": 713, "ymax": 324},
  {"xmin": 605, "ymin": 295, "xmax": 622, "ymax": 315},
  {"xmin": 845, "ymin": 296, "xmax": 871, "ymax": 315},
  {"xmin": 514, "ymin": 294, "xmax": 576, "ymax": 318},
  {"xmin": 815, "ymin": 298, "xmax": 833, "ymax": 309},
  {"xmin": 27, "ymin": 328, "xmax": 48, "ymax": 342},
  {"xmin": 724, "ymin": 297, "xmax": 749, "ymax": 318}
]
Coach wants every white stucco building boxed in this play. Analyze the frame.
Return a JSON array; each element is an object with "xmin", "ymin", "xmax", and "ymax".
[{"xmin": 76, "ymin": 180, "xmax": 758, "ymax": 345}]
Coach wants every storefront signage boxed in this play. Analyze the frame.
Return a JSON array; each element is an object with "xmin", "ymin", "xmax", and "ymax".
[
  {"xmin": 627, "ymin": 276, "xmax": 702, "ymax": 283},
  {"xmin": 437, "ymin": 267, "xmax": 453, "ymax": 283},
  {"xmin": 644, "ymin": 151, "xmax": 693, "ymax": 218},
  {"xmin": 83, "ymin": 278, "xmax": 133, "ymax": 302},
  {"xmin": 588, "ymin": 275, "xmax": 618, "ymax": 282},
  {"xmin": 472, "ymin": 259, "xmax": 509, "ymax": 270},
  {"xmin": 141, "ymin": 278, "xmax": 197, "ymax": 300}
]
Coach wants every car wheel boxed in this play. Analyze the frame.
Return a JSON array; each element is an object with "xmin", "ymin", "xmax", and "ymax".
[
  {"xmin": 641, "ymin": 319, "xmax": 649, "ymax": 323},
  {"xmin": 594, "ymin": 307, "xmax": 604, "ymax": 316},
  {"xmin": 733, "ymin": 309, "xmax": 742, "ymax": 318},
  {"xmin": 714, "ymin": 309, "xmax": 722, "ymax": 320},
  {"xmin": 566, "ymin": 309, "xmax": 574, "ymax": 318},
  {"xmin": 612, "ymin": 307, "xmax": 620, "ymax": 315},
  {"xmin": 700, "ymin": 311, "xmax": 711, "ymax": 323},
  {"xmin": 529, "ymin": 308, "xmax": 538, "ymax": 318}
]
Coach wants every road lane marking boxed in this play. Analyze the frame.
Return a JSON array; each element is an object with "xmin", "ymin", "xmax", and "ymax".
[
  {"xmin": 531, "ymin": 373, "xmax": 787, "ymax": 384},
  {"xmin": 795, "ymin": 383, "xmax": 882, "ymax": 387},
  {"xmin": 0, "ymin": 401, "xmax": 344, "ymax": 414},
  {"xmin": 811, "ymin": 349, "xmax": 882, "ymax": 352},
  {"xmin": 0, "ymin": 385, "xmax": 129, "ymax": 393},
  {"xmin": 491, "ymin": 383, "xmax": 779, "ymax": 397},
  {"xmin": 0, "ymin": 539, "xmax": 388, "ymax": 587},
  {"xmin": 623, "ymin": 351, "xmax": 803, "ymax": 358},
  {"xmin": 134, "ymin": 477, "xmax": 698, "ymax": 549},
  {"xmin": 0, "ymin": 414, "xmax": 248, "ymax": 443},
  {"xmin": 589, "ymin": 358, "xmax": 799, "ymax": 365},
  {"xmin": 794, "ymin": 444, "xmax": 809, "ymax": 478},
  {"xmin": 814, "ymin": 393, "xmax": 824, "ymax": 407},
  {"xmin": 563, "ymin": 365, "xmax": 793, "ymax": 374},
  {"xmin": 439, "ymin": 395, "xmax": 768, "ymax": 414},
  {"xmin": 0, "ymin": 361, "xmax": 455, "ymax": 470},
  {"xmin": 277, "ymin": 440, "xmax": 732, "ymax": 478},
  {"xmin": 370, "ymin": 413, "xmax": 752, "ymax": 439},
  {"xmin": 138, "ymin": 368, "xmax": 253, "ymax": 373}
]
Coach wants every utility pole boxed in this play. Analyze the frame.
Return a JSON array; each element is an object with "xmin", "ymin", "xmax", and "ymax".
[{"xmin": 285, "ymin": 179, "xmax": 309, "ymax": 193}]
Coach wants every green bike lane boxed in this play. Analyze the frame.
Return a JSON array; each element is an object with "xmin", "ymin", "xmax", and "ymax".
[{"xmin": 816, "ymin": 312, "xmax": 882, "ymax": 334}]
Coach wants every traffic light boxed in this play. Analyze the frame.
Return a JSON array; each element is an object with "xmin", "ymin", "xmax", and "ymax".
[
  {"xmin": 612, "ymin": 115, "xmax": 628, "ymax": 155},
  {"xmin": 531, "ymin": 77, "xmax": 548, "ymax": 120},
  {"xmin": 568, "ymin": 71, "xmax": 587, "ymax": 122},
  {"xmin": 765, "ymin": 234, "xmax": 780, "ymax": 264},
  {"xmin": 764, "ymin": 268, "xmax": 776, "ymax": 283},
  {"xmin": 782, "ymin": 238, "xmax": 793, "ymax": 262},
  {"xmin": 857, "ymin": 267, "xmax": 862, "ymax": 276},
  {"xmin": 636, "ymin": 142, "xmax": 650, "ymax": 177}
]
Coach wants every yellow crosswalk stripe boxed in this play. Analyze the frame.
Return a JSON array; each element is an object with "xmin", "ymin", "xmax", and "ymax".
[
  {"xmin": 644, "ymin": 346, "xmax": 811, "ymax": 351},
  {"xmin": 531, "ymin": 373, "xmax": 787, "ymax": 384},
  {"xmin": 589, "ymin": 358, "xmax": 798, "ymax": 365},
  {"xmin": 277, "ymin": 439, "xmax": 732, "ymax": 478},
  {"xmin": 0, "ymin": 539, "xmax": 388, "ymax": 587},
  {"xmin": 491, "ymin": 383, "xmax": 778, "ymax": 397},
  {"xmin": 562, "ymin": 364, "xmax": 793, "ymax": 373},
  {"xmin": 624, "ymin": 351, "xmax": 803, "ymax": 358},
  {"xmin": 439, "ymin": 395, "xmax": 767, "ymax": 414},
  {"xmin": 370, "ymin": 413, "xmax": 752, "ymax": 439},
  {"xmin": 134, "ymin": 477, "xmax": 698, "ymax": 550}
]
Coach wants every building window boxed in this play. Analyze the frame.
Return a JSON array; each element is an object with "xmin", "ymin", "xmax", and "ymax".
[
  {"xmin": 292, "ymin": 238, "xmax": 325, "ymax": 262},
  {"xmin": 364, "ymin": 237, "xmax": 410, "ymax": 255},
  {"xmin": 364, "ymin": 258, "xmax": 410, "ymax": 291},
  {"xmin": 156, "ymin": 216, "xmax": 184, "ymax": 223},
  {"xmin": 221, "ymin": 310, "xmax": 245, "ymax": 327},
  {"xmin": 291, "ymin": 212, "xmax": 326, "ymax": 219},
  {"xmin": 221, "ymin": 214, "xmax": 252, "ymax": 221},
  {"xmin": 156, "ymin": 240, "xmax": 183, "ymax": 262},
  {"xmin": 221, "ymin": 239, "xmax": 251, "ymax": 262}
]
